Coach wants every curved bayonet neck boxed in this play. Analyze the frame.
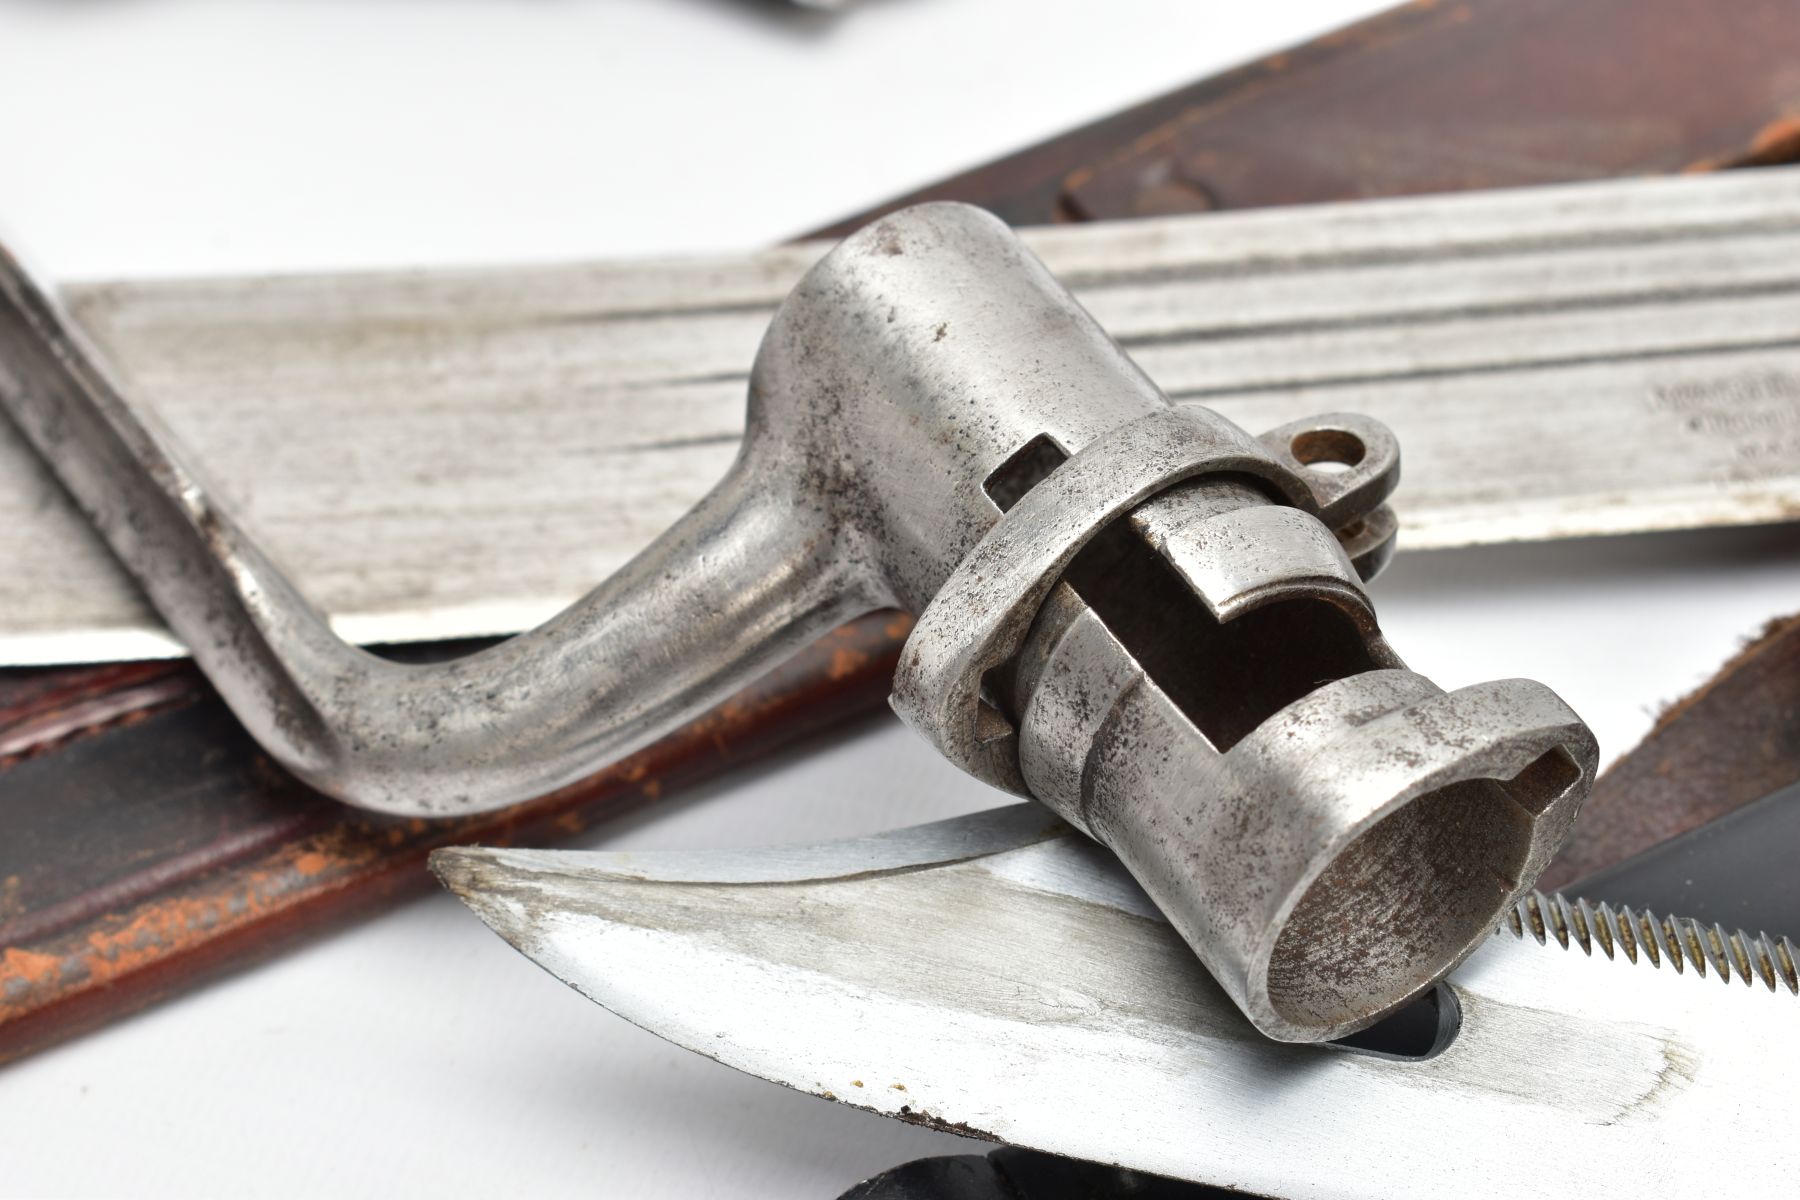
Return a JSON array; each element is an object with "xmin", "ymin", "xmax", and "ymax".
[{"xmin": 0, "ymin": 241, "xmax": 880, "ymax": 815}]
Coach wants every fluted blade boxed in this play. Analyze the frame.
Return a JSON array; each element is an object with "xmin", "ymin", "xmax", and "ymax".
[{"xmin": 12, "ymin": 167, "xmax": 1800, "ymax": 665}]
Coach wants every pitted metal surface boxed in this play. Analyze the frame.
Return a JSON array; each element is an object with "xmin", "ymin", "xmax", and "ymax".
[
  {"xmin": 0, "ymin": 202, "xmax": 1596, "ymax": 1040},
  {"xmin": 885, "ymin": 404, "xmax": 1321, "ymax": 794}
]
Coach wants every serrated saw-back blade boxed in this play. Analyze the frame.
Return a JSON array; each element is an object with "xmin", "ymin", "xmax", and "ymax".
[{"xmin": 433, "ymin": 806, "xmax": 1799, "ymax": 1199}]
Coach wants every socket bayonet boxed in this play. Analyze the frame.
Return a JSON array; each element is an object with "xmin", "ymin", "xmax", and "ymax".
[{"xmin": 1, "ymin": 203, "xmax": 1595, "ymax": 1039}]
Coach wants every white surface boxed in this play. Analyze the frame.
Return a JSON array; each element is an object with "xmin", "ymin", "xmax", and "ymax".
[
  {"xmin": 3, "ymin": 0, "xmax": 1386, "ymax": 280},
  {"xmin": 2, "ymin": 2, "xmax": 1797, "ymax": 1198}
]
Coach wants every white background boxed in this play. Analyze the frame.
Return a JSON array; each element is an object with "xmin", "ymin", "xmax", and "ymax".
[{"xmin": 3, "ymin": 1, "xmax": 1798, "ymax": 1196}]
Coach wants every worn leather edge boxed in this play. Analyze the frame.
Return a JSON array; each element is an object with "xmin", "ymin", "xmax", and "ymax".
[
  {"xmin": 810, "ymin": 0, "xmax": 1800, "ymax": 235},
  {"xmin": 1542, "ymin": 612, "xmax": 1800, "ymax": 891}
]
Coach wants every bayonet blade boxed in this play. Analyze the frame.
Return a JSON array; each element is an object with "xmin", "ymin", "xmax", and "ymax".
[
  {"xmin": 434, "ymin": 807, "xmax": 1799, "ymax": 1199},
  {"xmin": 9, "ymin": 168, "xmax": 1800, "ymax": 666}
]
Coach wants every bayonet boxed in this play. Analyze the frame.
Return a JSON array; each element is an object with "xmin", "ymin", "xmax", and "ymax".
[
  {"xmin": 434, "ymin": 807, "xmax": 1800, "ymax": 1198},
  {"xmin": 2, "ymin": 200, "xmax": 1596, "ymax": 1039}
]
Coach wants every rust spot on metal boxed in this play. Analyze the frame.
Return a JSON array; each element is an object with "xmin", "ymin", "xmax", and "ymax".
[
  {"xmin": 875, "ymin": 226, "xmax": 906, "ymax": 257},
  {"xmin": 2, "ymin": 948, "xmax": 62, "ymax": 987},
  {"xmin": 891, "ymin": 1105, "xmax": 996, "ymax": 1142},
  {"xmin": 2, "ymin": 837, "xmax": 375, "ymax": 1029},
  {"xmin": 292, "ymin": 852, "xmax": 329, "ymax": 877},
  {"xmin": 827, "ymin": 646, "xmax": 870, "ymax": 681}
]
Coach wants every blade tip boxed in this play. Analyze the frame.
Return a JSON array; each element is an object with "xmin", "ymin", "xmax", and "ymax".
[
  {"xmin": 427, "ymin": 844, "xmax": 499, "ymax": 898},
  {"xmin": 429, "ymin": 846, "xmax": 543, "ymax": 946}
]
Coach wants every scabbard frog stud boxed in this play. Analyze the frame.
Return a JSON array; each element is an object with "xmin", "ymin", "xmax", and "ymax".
[{"xmin": 0, "ymin": 203, "xmax": 1596, "ymax": 1041}]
